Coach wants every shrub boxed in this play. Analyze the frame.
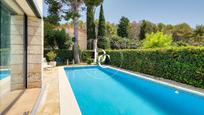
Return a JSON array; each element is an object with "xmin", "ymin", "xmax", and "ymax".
[
  {"xmin": 46, "ymin": 51, "xmax": 57, "ymax": 61},
  {"xmin": 142, "ymin": 32, "xmax": 172, "ymax": 48},
  {"xmin": 175, "ymin": 41, "xmax": 189, "ymax": 46},
  {"xmin": 106, "ymin": 47, "xmax": 204, "ymax": 88},
  {"xmin": 44, "ymin": 49, "xmax": 73, "ymax": 64},
  {"xmin": 81, "ymin": 50, "xmax": 94, "ymax": 62},
  {"xmin": 98, "ymin": 36, "xmax": 110, "ymax": 49},
  {"xmin": 44, "ymin": 27, "xmax": 72, "ymax": 49},
  {"xmin": 110, "ymin": 35, "xmax": 139, "ymax": 49},
  {"xmin": 54, "ymin": 29, "xmax": 72, "ymax": 49},
  {"xmin": 86, "ymin": 58, "xmax": 93, "ymax": 65}
]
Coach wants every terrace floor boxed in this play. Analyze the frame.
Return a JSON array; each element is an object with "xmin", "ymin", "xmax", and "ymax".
[
  {"xmin": 36, "ymin": 67, "xmax": 60, "ymax": 115},
  {"xmin": 6, "ymin": 88, "xmax": 40, "ymax": 115},
  {"xmin": 3, "ymin": 68, "xmax": 60, "ymax": 115},
  {"xmin": 3, "ymin": 65, "xmax": 204, "ymax": 115}
]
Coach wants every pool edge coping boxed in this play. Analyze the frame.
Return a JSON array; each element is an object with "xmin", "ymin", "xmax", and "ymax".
[
  {"xmin": 105, "ymin": 65, "xmax": 204, "ymax": 97},
  {"xmin": 58, "ymin": 67, "xmax": 82, "ymax": 115},
  {"xmin": 64, "ymin": 65, "xmax": 204, "ymax": 97}
]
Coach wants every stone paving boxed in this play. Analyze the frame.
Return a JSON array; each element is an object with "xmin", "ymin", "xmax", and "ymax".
[
  {"xmin": 36, "ymin": 68, "xmax": 60, "ymax": 115},
  {"xmin": 4, "ymin": 68, "xmax": 60, "ymax": 115}
]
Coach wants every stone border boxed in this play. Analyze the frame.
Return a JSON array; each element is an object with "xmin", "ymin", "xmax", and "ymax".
[
  {"xmin": 58, "ymin": 67, "xmax": 81, "ymax": 115},
  {"xmin": 64, "ymin": 65, "xmax": 204, "ymax": 96},
  {"xmin": 105, "ymin": 65, "xmax": 204, "ymax": 97},
  {"xmin": 30, "ymin": 85, "xmax": 46, "ymax": 115},
  {"xmin": 60, "ymin": 65, "xmax": 204, "ymax": 115}
]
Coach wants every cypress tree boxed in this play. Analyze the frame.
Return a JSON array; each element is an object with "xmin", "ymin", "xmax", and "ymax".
[
  {"xmin": 97, "ymin": 4, "xmax": 109, "ymax": 49},
  {"xmin": 86, "ymin": 6, "xmax": 96, "ymax": 50},
  {"xmin": 84, "ymin": 0, "xmax": 104, "ymax": 50},
  {"xmin": 117, "ymin": 17, "xmax": 129, "ymax": 38},
  {"xmin": 98, "ymin": 4, "xmax": 106, "ymax": 37},
  {"xmin": 139, "ymin": 20, "xmax": 146, "ymax": 40}
]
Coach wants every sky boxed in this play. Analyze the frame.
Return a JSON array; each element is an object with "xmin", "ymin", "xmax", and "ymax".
[{"xmin": 43, "ymin": 0, "xmax": 204, "ymax": 28}]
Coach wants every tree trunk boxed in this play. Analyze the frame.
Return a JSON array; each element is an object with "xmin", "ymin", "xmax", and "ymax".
[
  {"xmin": 73, "ymin": 16, "xmax": 80, "ymax": 64},
  {"xmin": 93, "ymin": 39, "xmax": 98, "ymax": 63}
]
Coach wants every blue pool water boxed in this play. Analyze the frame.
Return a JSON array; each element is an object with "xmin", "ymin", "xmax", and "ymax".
[
  {"xmin": 0, "ymin": 70, "xmax": 10, "ymax": 80},
  {"xmin": 65, "ymin": 66, "xmax": 204, "ymax": 115}
]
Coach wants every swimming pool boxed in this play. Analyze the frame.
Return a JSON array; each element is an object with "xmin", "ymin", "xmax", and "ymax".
[
  {"xmin": 0, "ymin": 70, "xmax": 10, "ymax": 80},
  {"xmin": 64, "ymin": 66, "xmax": 204, "ymax": 115}
]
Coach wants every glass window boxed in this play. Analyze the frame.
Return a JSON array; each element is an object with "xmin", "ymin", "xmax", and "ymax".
[{"xmin": 0, "ymin": 1, "xmax": 25, "ymax": 113}]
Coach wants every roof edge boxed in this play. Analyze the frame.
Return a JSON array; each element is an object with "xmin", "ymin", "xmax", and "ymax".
[{"xmin": 26, "ymin": 0, "xmax": 41, "ymax": 18}]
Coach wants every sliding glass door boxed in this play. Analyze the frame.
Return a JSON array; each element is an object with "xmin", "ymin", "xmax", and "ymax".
[{"xmin": 0, "ymin": 1, "xmax": 25, "ymax": 113}]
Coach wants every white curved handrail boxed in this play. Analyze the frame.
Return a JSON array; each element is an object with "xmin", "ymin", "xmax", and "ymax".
[{"xmin": 98, "ymin": 50, "xmax": 110, "ymax": 68}]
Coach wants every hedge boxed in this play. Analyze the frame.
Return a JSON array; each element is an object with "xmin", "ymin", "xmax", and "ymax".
[
  {"xmin": 105, "ymin": 47, "xmax": 204, "ymax": 88},
  {"xmin": 45, "ymin": 49, "xmax": 95, "ymax": 64},
  {"xmin": 44, "ymin": 49, "xmax": 73, "ymax": 64},
  {"xmin": 81, "ymin": 50, "xmax": 106, "ymax": 62},
  {"xmin": 44, "ymin": 47, "xmax": 204, "ymax": 88}
]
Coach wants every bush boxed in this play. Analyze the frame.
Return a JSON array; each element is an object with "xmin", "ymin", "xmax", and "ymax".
[
  {"xmin": 106, "ymin": 47, "xmax": 204, "ymax": 88},
  {"xmin": 44, "ymin": 27, "xmax": 72, "ymax": 49},
  {"xmin": 175, "ymin": 41, "xmax": 189, "ymax": 46},
  {"xmin": 110, "ymin": 35, "xmax": 139, "ymax": 49},
  {"xmin": 46, "ymin": 51, "xmax": 57, "ymax": 61},
  {"xmin": 55, "ymin": 29, "xmax": 72, "ymax": 49},
  {"xmin": 81, "ymin": 50, "xmax": 94, "ymax": 62},
  {"xmin": 142, "ymin": 32, "xmax": 172, "ymax": 48},
  {"xmin": 98, "ymin": 36, "xmax": 110, "ymax": 49},
  {"xmin": 86, "ymin": 58, "xmax": 93, "ymax": 65},
  {"xmin": 44, "ymin": 49, "xmax": 73, "ymax": 64}
]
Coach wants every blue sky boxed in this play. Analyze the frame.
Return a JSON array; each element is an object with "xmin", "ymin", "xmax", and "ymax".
[{"xmin": 43, "ymin": 0, "xmax": 204, "ymax": 27}]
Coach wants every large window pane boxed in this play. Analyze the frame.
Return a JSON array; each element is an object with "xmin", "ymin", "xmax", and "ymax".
[{"xmin": 0, "ymin": 2, "xmax": 25, "ymax": 113}]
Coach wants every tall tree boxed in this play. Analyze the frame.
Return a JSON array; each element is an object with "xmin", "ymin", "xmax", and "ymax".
[
  {"xmin": 128, "ymin": 21, "xmax": 140, "ymax": 40},
  {"xmin": 173, "ymin": 23, "xmax": 192, "ymax": 41},
  {"xmin": 117, "ymin": 16, "xmax": 130, "ymax": 38},
  {"xmin": 45, "ymin": 0, "xmax": 62, "ymax": 25},
  {"xmin": 106, "ymin": 22, "xmax": 117, "ymax": 37},
  {"xmin": 157, "ymin": 23, "xmax": 166, "ymax": 32},
  {"xmin": 193, "ymin": 25, "xmax": 204, "ymax": 42},
  {"xmin": 62, "ymin": 0, "xmax": 83, "ymax": 64},
  {"xmin": 97, "ymin": 4, "xmax": 108, "ymax": 49},
  {"xmin": 194, "ymin": 25, "xmax": 204, "ymax": 36},
  {"xmin": 84, "ymin": 0, "xmax": 103, "ymax": 50},
  {"xmin": 98, "ymin": 4, "xmax": 106, "ymax": 37},
  {"xmin": 86, "ymin": 5, "xmax": 95, "ymax": 49},
  {"xmin": 139, "ymin": 20, "xmax": 157, "ymax": 40}
]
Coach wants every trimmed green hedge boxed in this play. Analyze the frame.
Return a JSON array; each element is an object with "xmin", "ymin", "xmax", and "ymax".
[
  {"xmin": 106, "ymin": 47, "xmax": 204, "ymax": 88},
  {"xmin": 44, "ymin": 47, "xmax": 204, "ymax": 88},
  {"xmin": 44, "ymin": 49, "xmax": 73, "ymax": 64}
]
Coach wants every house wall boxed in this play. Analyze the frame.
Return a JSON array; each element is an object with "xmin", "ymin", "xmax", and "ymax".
[
  {"xmin": 0, "ymin": 0, "xmax": 43, "ymax": 113},
  {"xmin": 10, "ymin": 16, "xmax": 43, "ymax": 90},
  {"xmin": 10, "ymin": 15, "xmax": 25, "ymax": 90},
  {"xmin": 27, "ymin": 16, "xmax": 43, "ymax": 88}
]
